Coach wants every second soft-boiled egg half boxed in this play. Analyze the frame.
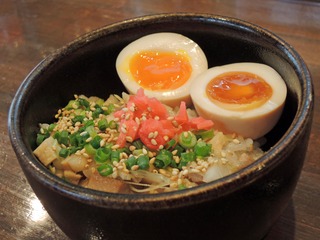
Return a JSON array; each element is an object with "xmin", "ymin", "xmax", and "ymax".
[
  {"xmin": 190, "ymin": 63, "xmax": 287, "ymax": 139},
  {"xmin": 116, "ymin": 32, "xmax": 208, "ymax": 107}
]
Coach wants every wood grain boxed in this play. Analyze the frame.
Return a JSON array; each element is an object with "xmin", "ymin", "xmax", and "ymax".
[{"xmin": 1, "ymin": 0, "xmax": 319, "ymax": 239}]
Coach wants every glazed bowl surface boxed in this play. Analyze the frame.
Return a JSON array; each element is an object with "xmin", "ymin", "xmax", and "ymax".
[{"xmin": 8, "ymin": 13, "xmax": 313, "ymax": 240}]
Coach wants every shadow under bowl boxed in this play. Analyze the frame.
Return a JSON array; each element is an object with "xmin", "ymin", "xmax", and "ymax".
[{"xmin": 8, "ymin": 13, "xmax": 314, "ymax": 240}]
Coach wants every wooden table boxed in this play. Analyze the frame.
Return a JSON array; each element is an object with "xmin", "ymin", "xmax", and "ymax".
[{"xmin": 1, "ymin": 0, "xmax": 319, "ymax": 239}]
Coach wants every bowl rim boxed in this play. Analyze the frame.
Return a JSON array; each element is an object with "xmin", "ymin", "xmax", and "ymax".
[{"xmin": 8, "ymin": 12, "xmax": 314, "ymax": 210}]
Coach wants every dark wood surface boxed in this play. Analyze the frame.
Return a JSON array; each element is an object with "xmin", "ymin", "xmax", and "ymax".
[{"xmin": 1, "ymin": 1, "xmax": 319, "ymax": 239}]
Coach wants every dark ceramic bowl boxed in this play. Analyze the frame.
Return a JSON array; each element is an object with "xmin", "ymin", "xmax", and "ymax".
[{"xmin": 8, "ymin": 13, "xmax": 313, "ymax": 240}]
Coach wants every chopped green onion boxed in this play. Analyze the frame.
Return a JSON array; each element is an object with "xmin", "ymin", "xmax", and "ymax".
[
  {"xmin": 178, "ymin": 131, "xmax": 197, "ymax": 149},
  {"xmin": 132, "ymin": 149, "xmax": 143, "ymax": 156},
  {"xmin": 74, "ymin": 108, "xmax": 85, "ymax": 116},
  {"xmin": 107, "ymin": 104, "xmax": 115, "ymax": 114},
  {"xmin": 90, "ymin": 135, "xmax": 102, "ymax": 149},
  {"xmin": 94, "ymin": 147, "xmax": 111, "ymax": 163},
  {"xmin": 69, "ymin": 132, "xmax": 87, "ymax": 148},
  {"xmin": 86, "ymin": 125, "xmax": 97, "ymax": 138},
  {"xmin": 55, "ymin": 130, "xmax": 69, "ymax": 146},
  {"xmin": 84, "ymin": 143, "xmax": 96, "ymax": 156},
  {"xmin": 92, "ymin": 106, "xmax": 104, "ymax": 119},
  {"xmin": 48, "ymin": 123, "xmax": 56, "ymax": 132},
  {"xmin": 132, "ymin": 139, "xmax": 143, "ymax": 149},
  {"xmin": 96, "ymin": 98, "xmax": 105, "ymax": 107},
  {"xmin": 36, "ymin": 133, "xmax": 49, "ymax": 146},
  {"xmin": 194, "ymin": 142, "xmax": 212, "ymax": 157},
  {"xmin": 125, "ymin": 156, "xmax": 137, "ymax": 170},
  {"xmin": 97, "ymin": 164, "xmax": 113, "ymax": 176},
  {"xmin": 119, "ymin": 147, "xmax": 131, "ymax": 155},
  {"xmin": 195, "ymin": 129, "xmax": 214, "ymax": 141},
  {"xmin": 69, "ymin": 146, "xmax": 80, "ymax": 155},
  {"xmin": 65, "ymin": 100, "xmax": 79, "ymax": 110},
  {"xmin": 59, "ymin": 148, "xmax": 69, "ymax": 158},
  {"xmin": 173, "ymin": 144, "xmax": 184, "ymax": 157},
  {"xmin": 78, "ymin": 98, "xmax": 90, "ymax": 108},
  {"xmin": 154, "ymin": 149, "xmax": 173, "ymax": 169},
  {"xmin": 136, "ymin": 155, "xmax": 150, "ymax": 170},
  {"xmin": 178, "ymin": 152, "xmax": 196, "ymax": 169},
  {"xmin": 84, "ymin": 120, "xmax": 94, "ymax": 127},
  {"xmin": 72, "ymin": 115, "xmax": 85, "ymax": 124},
  {"xmin": 98, "ymin": 119, "xmax": 108, "ymax": 131},
  {"xmin": 111, "ymin": 150, "xmax": 120, "ymax": 162},
  {"xmin": 108, "ymin": 120, "xmax": 117, "ymax": 129},
  {"xmin": 165, "ymin": 139, "xmax": 176, "ymax": 150}
]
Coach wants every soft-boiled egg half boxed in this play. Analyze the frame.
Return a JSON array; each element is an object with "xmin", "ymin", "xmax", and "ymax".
[
  {"xmin": 116, "ymin": 32, "xmax": 208, "ymax": 106},
  {"xmin": 190, "ymin": 63, "xmax": 287, "ymax": 139}
]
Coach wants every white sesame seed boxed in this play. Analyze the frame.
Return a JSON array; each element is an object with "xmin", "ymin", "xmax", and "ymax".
[
  {"xmin": 233, "ymin": 138, "xmax": 240, "ymax": 144},
  {"xmin": 131, "ymin": 165, "xmax": 139, "ymax": 171},
  {"xmin": 153, "ymin": 131, "xmax": 159, "ymax": 138},
  {"xmin": 172, "ymin": 149, "xmax": 178, "ymax": 155},
  {"xmin": 172, "ymin": 168, "xmax": 179, "ymax": 176},
  {"xmin": 154, "ymin": 116, "xmax": 160, "ymax": 121},
  {"xmin": 125, "ymin": 136, "xmax": 133, "ymax": 142},
  {"xmin": 148, "ymin": 151, "xmax": 154, "ymax": 158},
  {"xmin": 172, "ymin": 120, "xmax": 179, "ymax": 127},
  {"xmin": 125, "ymin": 114, "xmax": 131, "ymax": 120},
  {"xmin": 149, "ymin": 157, "xmax": 156, "ymax": 164},
  {"xmin": 111, "ymin": 144, "xmax": 120, "ymax": 150},
  {"xmin": 182, "ymin": 169, "xmax": 189, "ymax": 176},
  {"xmin": 129, "ymin": 106, "xmax": 135, "ymax": 112},
  {"xmin": 142, "ymin": 148, "xmax": 148, "ymax": 155},
  {"xmin": 163, "ymin": 135, "xmax": 169, "ymax": 141},
  {"xmin": 121, "ymin": 127, "xmax": 127, "ymax": 134},
  {"xmin": 85, "ymin": 137, "xmax": 92, "ymax": 143},
  {"xmin": 100, "ymin": 139, "xmax": 106, "ymax": 147},
  {"xmin": 121, "ymin": 152, "xmax": 128, "ymax": 159},
  {"xmin": 173, "ymin": 156, "xmax": 180, "ymax": 164},
  {"xmin": 151, "ymin": 139, "xmax": 157, "ymax": 146},
  {"xmin": 129, "ymin": 145, "xmax": 136, "ymax": 151},
  {"xmin": 148, "ymin": 132, "xmax": 154, "ymax": 138}
]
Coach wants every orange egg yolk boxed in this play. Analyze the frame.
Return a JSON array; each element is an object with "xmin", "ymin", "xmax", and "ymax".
[
  {"xmin": 129, "ymin": 51, "xmax": 192, "ymax": 91},
  {"xmin": 206, "ymin": 71, "xmax": 273, "ymax": 109}
]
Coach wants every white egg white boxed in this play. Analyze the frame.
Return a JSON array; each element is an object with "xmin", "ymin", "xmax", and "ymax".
[
  {"xmin": 116, "ymin": 32, "xmax": 208, "ymax": 107},
  {"xmin": 190, "ymin": 62, "xmax": 287, "ymax": 139}
]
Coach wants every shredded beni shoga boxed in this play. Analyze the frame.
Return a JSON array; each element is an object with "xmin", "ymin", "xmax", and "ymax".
[{"xmin": 33, "ymin": 88, "xmax": 264, "ymax": 194}]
